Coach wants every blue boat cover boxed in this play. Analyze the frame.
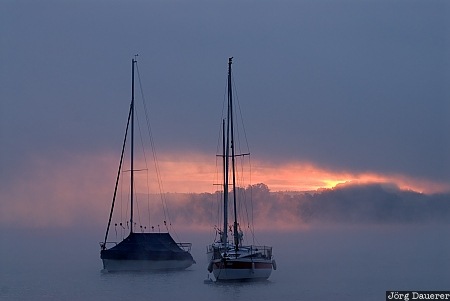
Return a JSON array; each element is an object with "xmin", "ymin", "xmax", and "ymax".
[{"xmin": 101, "ymin": 232, "xmax": 193, "ymax": 261}]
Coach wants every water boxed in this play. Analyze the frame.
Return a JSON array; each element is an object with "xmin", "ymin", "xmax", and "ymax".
[{"xmin": 1, "ymin": 224, "xmax": 449, "ymax": 301}]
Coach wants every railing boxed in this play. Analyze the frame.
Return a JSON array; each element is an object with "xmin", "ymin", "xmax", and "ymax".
[
  {"xmin": 207, "ymin": 244, "xmax": 273, "ymax": 259},
  {"xmin": 249, "ymin": 245, "xmax": 273, "ymax": 259},
  {"xmin": 100, "ymin": 241, "xmax": 192, "ymax": 253},
  {"xmin": 99, "ymin": 241, "xmax": 118, "ymax": 250},
  {"xmin": 177, "ymin": 242, "xmax": 192, "ymax": 252}
]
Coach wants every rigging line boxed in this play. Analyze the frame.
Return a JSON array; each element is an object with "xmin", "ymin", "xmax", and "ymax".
[
  {"xmin": 135, "ymin": 64, "xmax": 181, "ymax": 241},
  {"xmin": 118, "ymin": 166, "xmax": 123, "ymax": 240},
  {"xmin": 213, "ymin": 148, "xmax": 221, "ymax": 234},
  {"xmin": 232, "ymin": 76, "xmax": 251, "ymax": 155},
  {"xmin": 135, "ymin": 101, "xmax": 152, "ymax": 231},
  {"xmin": 135, "ymin": 100, "xmax": 147, "ymax": 228},
  {"xmin": 216, "ymin": 72, "xmax": 231, "ymax": 235},
  {"xmin": 240, "ymin": 170, "xmax": 251, "ymax": 234},
  {"xmin": 146, "ymin": 161, "xmax": 151, "ymax": 232},
  {"xmin": 103, "ymin": 100, "xmax": 132, "ymax": 247},
  {"xmin": 248, "ymin": 155, "xmax": 256, "ymax": 243},
  {"xmin": 212, "ymin": 65, "xmax": 235, "ymax": 238},
  {"xmin": 120, "ymin": 151, "xmax": 126, "ymax": 237},
  {"xmin": 230, "ymin": 76, "xmax": 253, "ymax": 237},
  {"xmin": 217, "ymin": 191, "xmax": 223, "ymax": 237},
  {"xmin": 135, "ymin": 63, "xmax": 171, "ymax": 226},
  {"xmin": 134, "ymin": 181, "xmax": 142, "ymax": 231},
  {"xmin": 213, "ymin": 76, "xmax": 228, "ymax": 233},
  {"xmin": 214, "ymin": 157, "xmax": 223, "ymax": 235},
  {"xmin": 214, "ymin": 118, "xmax": 227, "ymax": 232},
  {"xmin": 239, "ymin": 158, "xmax": 252, "ymax": 237},
  {"xmin": 125, "ymin": 181, "xmax": 130, "ymax": 230},
  {"xmin": 231, "ymin": 74, "xmax": 257, "ymax": 242},
  {"xmin": 121, "ymin": 157, "xmax": 131, "ymax": 240},
  {"xmin": 221, "ymin": 72, "xmax": 228, "ymax": 128}
]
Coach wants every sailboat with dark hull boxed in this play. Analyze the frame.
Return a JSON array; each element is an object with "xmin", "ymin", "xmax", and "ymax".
[
  {"xmin": 206, "ymin": 58, "xmax": 276, "ymax": 281},
  {"xmin": 100, "ymin": 58, "xmax": 194, "ymax": 272}
]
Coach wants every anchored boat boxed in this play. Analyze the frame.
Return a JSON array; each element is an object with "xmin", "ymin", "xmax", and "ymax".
[
  {"xmin": 206, "ymin": 57, "xmax": 276, "ymax": 281},
  {"xmin": 100, "ymin": 58, "xmax": 194, "ymax": 272}
]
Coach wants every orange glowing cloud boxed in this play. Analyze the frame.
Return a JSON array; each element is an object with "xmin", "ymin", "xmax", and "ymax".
[
  {"xmin": 133, "ymin": 153, "xmax": 449, "ymax": 194},
  {"xmin": 2, "ymin": 150, "xmax": 449, "ymax": 229},
  {"xmin": 249, "ymin": 162, "xmax": 450, "ymax": 194}
]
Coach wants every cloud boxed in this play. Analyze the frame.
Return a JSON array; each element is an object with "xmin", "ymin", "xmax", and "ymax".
[
  {"xmin": 2, "ymin": 0, "xmax": 449, "ymax": 191},
  {"xmin": 2, "ymin": 150, "xmax": 449, "ymax": 230}
]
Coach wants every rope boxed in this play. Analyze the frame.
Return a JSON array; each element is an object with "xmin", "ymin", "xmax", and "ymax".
[
  {"xmin": 231, "ymin": 74, "xmax": 256, "ymax": 245},
  {"xmin": 135, "ymin": 62, "xmax": 181, "ymax": 240},
  {"xmin": 211, "ymin": 76, "xmax": 230, "ymax": 241}
]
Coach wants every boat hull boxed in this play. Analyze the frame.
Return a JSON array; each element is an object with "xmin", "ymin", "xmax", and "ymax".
[
  {"xmin": 210, "ymin": 258, "xmax": 273, "ymax": 281},
  {"xmin": 207, "ymin": 243, "xmax": 274, "ymax": 281},
  {"xmin": 102, "ymin": 258, "xmax": 194, "ymax": 272},
  {"xmin": 101, "ymin": 233, "xmax": 194, "ymax": 272}
]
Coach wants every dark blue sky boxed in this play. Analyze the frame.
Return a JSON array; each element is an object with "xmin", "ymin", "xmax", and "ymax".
[{"xmin": 1, "ymin": 0, "xmax": 449, "ymax": 192}]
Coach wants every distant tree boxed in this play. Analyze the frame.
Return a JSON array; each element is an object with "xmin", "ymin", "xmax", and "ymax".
[{"xmin": 248, "ymin": 183, "xmax": 270, "ymax": 195}]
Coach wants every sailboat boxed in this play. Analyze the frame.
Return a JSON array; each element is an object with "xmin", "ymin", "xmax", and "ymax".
[
  {"xmin": 206, "ymin": 57, "xmax": 276, "ymax": 281},
  {"xmin": 100, "ymin": 58, "xmax": 195, "ymax": 272}
]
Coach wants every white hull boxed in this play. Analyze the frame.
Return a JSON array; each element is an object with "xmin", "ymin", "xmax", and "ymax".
[
  {"xmin": 207, "ymin": 244, "xmax": 275, "ymax": 281},
  {"xmin": 206, "ymin": 59, "xmax": 275, "ymax": 282},
  {"xmin": 102, "ymin": 258, "xmax": 193, "ymax": 272},
  {"xmin": 213, "ymin": 268, "xmax": 272, "ymax": 281},
  {"xmin": 210, "ymin": 258, "xmax": 273, "ymax": 281}
]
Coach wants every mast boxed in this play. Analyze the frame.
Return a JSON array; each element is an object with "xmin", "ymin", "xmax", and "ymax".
[
  {"xmin": 222, "ymin": 119, "xmax": 227, "ymax": 245},
  {"xmin": 130, "ymin": 58, "xmax": 136, "ymax": 234},
  {"xmin": 227, "ymin": 57, "xmax": 240, "ymax": 251},
  {"xmin": 102, "ymin": 58, "xmax": 136, "ymax": 246},
  {"xmin": 223, "ymin": 58, "xmax": 232, "ymax": 247}
]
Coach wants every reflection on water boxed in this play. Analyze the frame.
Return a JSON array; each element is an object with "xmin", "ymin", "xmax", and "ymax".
[{"xmin": 1, "ymin": 225, "xmax": 450, "ymax": 301}]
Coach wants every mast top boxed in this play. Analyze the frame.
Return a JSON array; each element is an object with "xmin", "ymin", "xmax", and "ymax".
[{"xmin": 228, "ymin": 57, "xmax": 233, "ymax": 64}]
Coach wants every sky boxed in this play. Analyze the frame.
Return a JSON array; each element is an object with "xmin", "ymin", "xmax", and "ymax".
[{"xmin": 1, "ymin": 0, "xmax": 449, "ymax": 228}]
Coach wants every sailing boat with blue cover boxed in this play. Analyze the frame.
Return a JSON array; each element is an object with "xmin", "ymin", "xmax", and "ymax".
[{"xmin": 100, "ymin": 58, "xmax": 194, "ymax": 272}]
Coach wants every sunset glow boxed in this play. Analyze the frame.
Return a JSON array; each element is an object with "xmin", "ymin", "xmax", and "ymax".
[
  {"xmin": 2, "ymin": 152, "xmax": 449, "ymax": 229},
  {"xmin": 139, "ymin": 154, "xmax": 449, "ymax": 194}
]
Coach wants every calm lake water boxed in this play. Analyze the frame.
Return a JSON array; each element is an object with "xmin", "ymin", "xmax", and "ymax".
[{"xmin": 1, "ymin": 224, "xmax": 449, "ymax": 301}]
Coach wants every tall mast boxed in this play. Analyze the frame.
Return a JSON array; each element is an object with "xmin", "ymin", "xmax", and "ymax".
[
  {"xmin": 223, "ymin": 58, "xmax": 232, "ymax": 247},
  {"xmin": 222, "ymin": 119, "xmax": 227, "ymax": 245},
  {"xmin": 130, "ymin": 58, "xmax": 136, "ymax": 234},
  {"xmin": 227, "ymin": 57, "xmax": 239, "ymax": 251}
]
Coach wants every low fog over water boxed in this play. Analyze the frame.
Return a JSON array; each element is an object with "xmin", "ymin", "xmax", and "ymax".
[
  {"xmin": 2, "ymin": 185, "xmax": 450, "ymax": 301},
  {"xmin": 108, "ymin": 183, "xmax": 450, "ymax": 232}
]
